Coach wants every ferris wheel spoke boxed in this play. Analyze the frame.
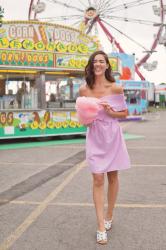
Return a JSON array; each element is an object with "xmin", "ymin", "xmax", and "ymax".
[
  {"xmin": 71, "ymin": 19, "xmax": 83, "ymax": 27},
  {"xmin": 95, "ymin": 0, "xmax": 102, "ymax": 10},
  {"xmin": 103, "ymin": 0, "xmax": 158, "ymax": 14},
  {"xmin": 92, "ymin": 0, "xmax": 98, "ymax": 8},
  {"xmin": 39, "ymin": 18, "xmax": 82, "ymax": 25},
  {"xmin": 77, "ymin": 0, "xmax": 88, "ymax": 8},
  {"xmin": 27, "ymin": 0, "xmax": 164, "ymax": 78},
  {"xmin": 98, "ymin": 18, "xmax": 146, "ymax": 80},
  {"xmin": 28, "ymin": 0, "xmax": 35, "ymax": 20},
  {"xmin": 101, "ymin": 1, "xmax": 114, "ymax": 14},
  {"xmin": 97, "ymin": 0, "xmax": 107, "ymax": 11},
  {"xmin": 44, "ymin": 0, "xmax": 84, "ymax": 13},
  {"xmin": 38, "ymin": 15, "xmax": 82, "ymax": 21},
  {"xmin": 67, "ymin": 18, "xmax": 83, "ymax": 27},
  {"xmin": 87, "ymin": 0, "xmax": 93, "ymax": 6},
  {"xmin": 102, "ymin": 0, "xmax": 112, "ymax": 8},
  {"xmin": 137, "ymin": 24, "xmax": 164, "ymax": 66},
  {"xmin": 99, "ymin": 0, "xmax": 114, "ymax": 13},
  {"xmin": 101, "ymin": 19, "xmax": 149, "ymax": 51},
  {"xmin": 94, "ymin": 0, "xmax": 105, "ymax": 9},
  {"xmin": 100, "ymin": 0, "xmax": 116, "ymax": 9},
  {"xmin": 102, "ymin": 15, "xmax": 156, "ymax": 26}
]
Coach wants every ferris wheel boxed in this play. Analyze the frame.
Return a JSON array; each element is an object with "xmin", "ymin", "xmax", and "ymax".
[{"xmin": 28, "ymin": 0, "xmax": 166, "ymax": 80}]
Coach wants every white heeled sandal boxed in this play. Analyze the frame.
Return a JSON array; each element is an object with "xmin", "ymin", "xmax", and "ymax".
[
  {"xmin": 96, "ymin": 230, "xmax": 107, "ymax": 244},
  {"xmin": 104, "ymin": 218, "xmax": 113, "ymax": 231}
]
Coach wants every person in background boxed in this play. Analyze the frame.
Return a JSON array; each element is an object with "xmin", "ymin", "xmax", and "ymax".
[
  {"xmin": 78, "ymin": 50, "xmax": 130, "ymax": 245},
  {"xmin": 16, "ymin": 82, "xmax": 28, "ymax": 108},
  {"xmin": 0, "ymin": 81, "xmax": 5, "ymax": 97},
  {"xmin": 49, "ymin": 93, "xmax": 56, "ymax": 102}
]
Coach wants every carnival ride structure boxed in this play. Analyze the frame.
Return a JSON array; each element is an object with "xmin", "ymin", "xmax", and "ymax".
[{"xmin": 28, "ymin": 0, "xmax": 166, "ymax": 80}]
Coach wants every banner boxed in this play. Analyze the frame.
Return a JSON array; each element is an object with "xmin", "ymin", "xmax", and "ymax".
[
  {"xmin": 0, "ymin": 21, "xmax": 98, "ymax": 54},
  {"xmin": 0, "ymin": 49, "xmax": 54, "ymax": 68}
]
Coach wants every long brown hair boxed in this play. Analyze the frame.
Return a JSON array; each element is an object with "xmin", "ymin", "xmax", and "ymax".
[{"xmin": 85, "ymin": 50, "xmax": 115, "ymax": 89}]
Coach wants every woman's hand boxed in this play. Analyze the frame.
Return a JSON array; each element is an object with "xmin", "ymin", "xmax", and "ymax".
[
  {"xmin": 100, "ymin": 102, "xmax": 115, "ymax": 116},
  {"xmin": 100, "ymin": 101, "xmax": 128, "ymax": 118}
]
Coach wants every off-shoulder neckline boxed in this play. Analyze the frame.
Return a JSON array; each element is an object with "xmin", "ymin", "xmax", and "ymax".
[
  {"xmin": 97, "ymin": 93, "xmax": 124, "ymax": 99},
  {"xmin": 80, "ymin": 93, "xmax": 124, "ymax": 100}
]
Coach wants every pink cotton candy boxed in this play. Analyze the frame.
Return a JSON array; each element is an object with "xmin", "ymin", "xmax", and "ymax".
[{"xmin": 75, "ymin": 96, "xmax": 103, "ymax": 125}]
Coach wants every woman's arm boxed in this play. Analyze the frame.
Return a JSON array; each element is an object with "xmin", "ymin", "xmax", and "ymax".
[
  {"xmin": 102, "ymin": 85, "xmax": 128, "ymax": 118},
  {"xmin": 79, "ymin": 84, "xmax": 88, "ymax": 97},
  {"xmin": 110, "ymin": 109, "xmax": 128, "ymax": 118},
  {"xmin": 101, "ymin": 103, "xmax": 128, "ymax": 118}
]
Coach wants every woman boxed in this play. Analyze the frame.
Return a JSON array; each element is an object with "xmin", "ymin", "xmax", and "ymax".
[{"xmin": 79, "ymin": 50, "xmax": 130, "ymax": 244}]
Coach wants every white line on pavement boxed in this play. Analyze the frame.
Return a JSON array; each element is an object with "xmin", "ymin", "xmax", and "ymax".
[
  {"xmin": 1, "ymin": 200, "xmax": 166, "ymax": 208},
  {"xmin": 0, "ymin": 160, "xmax": 86, "ymax": 250},
  {"xmin": 131, "ymin": 164, "xmax": 166, "ymax": 167},
  {"xmin": 127, "ymin": 147, "xmax": 166, "ymax": 149}
]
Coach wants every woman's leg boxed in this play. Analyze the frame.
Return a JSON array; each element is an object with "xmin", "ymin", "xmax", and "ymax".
[
  {"xmin": 106, "ymin": 171, "xmax": 119, "ymax": 220},
  {"xmin": 92, "ymin": 173, "xmax": 105, "ymax": 231}
]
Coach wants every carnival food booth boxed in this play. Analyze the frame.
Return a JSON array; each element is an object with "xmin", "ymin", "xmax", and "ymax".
[
  {"xmin": 110, "ymin": 52, "xmax": 149, "ymax": 116},
  {"xmin": 0, "ymin": 21, "xmax": 121, "ymax": 139},
  {"xmin": 118, "ymin": 80, "xmax": 149, "ymax": 115}
]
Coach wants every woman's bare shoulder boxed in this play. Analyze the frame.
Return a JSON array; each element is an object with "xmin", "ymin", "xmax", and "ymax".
[
  {"xmin": 79, "ymin": 84, "xmax": 89, "ymax": 97},
  {"xmin": 111, "ymin": 83, "xmax": 124, "ymax": 94}
]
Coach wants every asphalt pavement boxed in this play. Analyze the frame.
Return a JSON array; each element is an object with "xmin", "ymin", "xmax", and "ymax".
[{"xmin": 0, "ymin": 110, "xmax": 166, "ymax": 250}]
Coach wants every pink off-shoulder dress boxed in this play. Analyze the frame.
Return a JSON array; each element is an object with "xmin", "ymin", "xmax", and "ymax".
[{"xmin": 86, "ymin": 94, "xmax": 131, "ymax": 173}]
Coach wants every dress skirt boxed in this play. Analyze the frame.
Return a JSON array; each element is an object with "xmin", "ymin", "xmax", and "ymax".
[{"xmin": 86, "ymin": 94, "xmax": 131, "ymax": 173}]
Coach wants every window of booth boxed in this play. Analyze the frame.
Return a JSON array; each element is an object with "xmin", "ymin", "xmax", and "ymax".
[
  {"xmin": 0, "ymin": 76, "xmax": 38, "ymax": 110},
  {"xmin": 0, "ymin": 74, "xmax": 84, "ymax": 110},
  {"xmin": 124, "ymin": 89, "xmax": 141, "ymax": 105},
  {"xmin": 46, "ymin": 77, "xmax": 84, "ymax": 109}
]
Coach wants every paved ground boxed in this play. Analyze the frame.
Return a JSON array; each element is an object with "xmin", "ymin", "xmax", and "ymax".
[{"xmin": 0, "ymin": 110, "xmax": 166, "ymax": 250}]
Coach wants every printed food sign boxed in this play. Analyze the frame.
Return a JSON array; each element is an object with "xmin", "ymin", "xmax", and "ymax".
[
  {"xmin": 0, "ymin": 110, "xmax": 84, "ymax": 138},
  {"xmin": 0, "ymin": 21, "xmax": 121, "ymax": 73},
  {"xmin": 0, "ymin": 50, "xmax": 54, "ymax": 68},
  {"xmin": 0, "ymin": 21, "xmax": 98, "ymax": 53},
  {"xmin": 0, "ymin": 21, "xmax": 99, "ymax": 70}
]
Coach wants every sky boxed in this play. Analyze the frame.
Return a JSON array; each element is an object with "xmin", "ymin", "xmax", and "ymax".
[{"xmin": 1, "ymin": 0, "xmax": 166, "ymax": 85}]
